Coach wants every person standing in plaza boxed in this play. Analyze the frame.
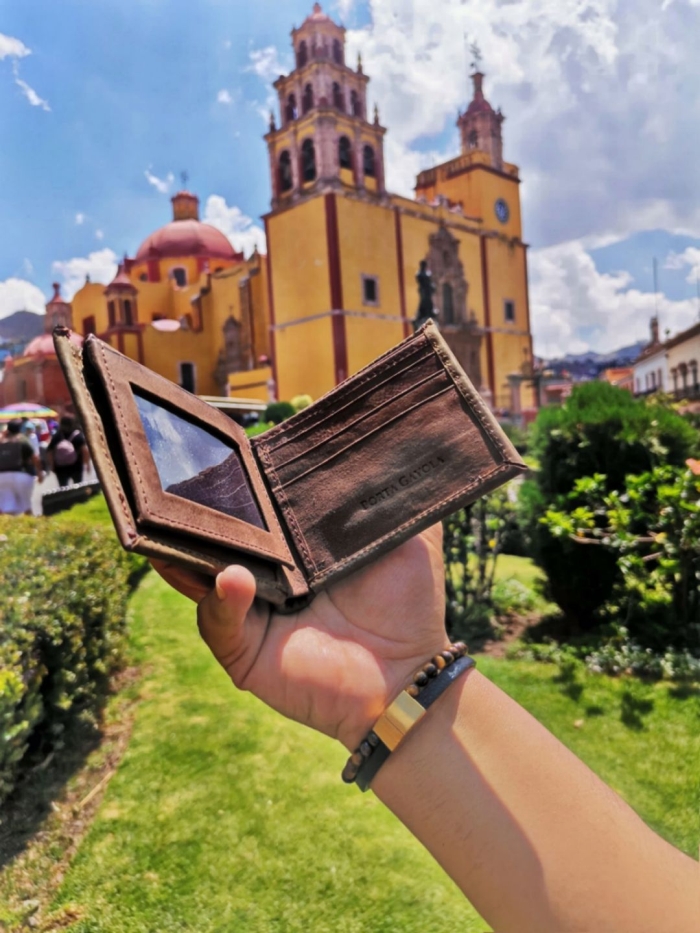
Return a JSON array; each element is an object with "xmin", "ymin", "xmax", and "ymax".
[
  {"xmin": 0, "ymin": 419, "xmax": 44, "ymax": 515},
  {"xmin": 47, "ymin": 415, "xmax": 90, "ymax": 487}
]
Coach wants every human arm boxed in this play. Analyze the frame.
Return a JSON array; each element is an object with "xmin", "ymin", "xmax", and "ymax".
[{"xmin": 153, "ymin": 527, "xmax": 700, "ymax": 933}]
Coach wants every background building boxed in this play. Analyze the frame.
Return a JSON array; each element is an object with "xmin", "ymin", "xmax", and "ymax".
[
  {"xmin": 14, "ymin": 3, "xmax": 535, "ymax": 414},
  {"xmin": 264, "ymin": 3, "xmax": 534, "ymax": 410}
]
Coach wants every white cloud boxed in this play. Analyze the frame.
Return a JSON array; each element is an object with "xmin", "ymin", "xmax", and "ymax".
[
  {"xmin": 203, "ymin": 195, "xmax": 266, "ymax": 258},
  {"xmin": 0, "ymin": 33, "xmax": 30, "ymax": 60},
  {"xmin": 0, "ymin": 277, "xmax": 46, "ymax": 321},
  {"xmin": 12, "ymin": 61, "xmax": 50, "ymax": 111},
  {"xmin": 75, "ymin": 213, "xmax": 85, "ymax": 225},
  {"xmin": 530, "ymin": 239, "xmax": 699, "ymax": 358},
  {"xmin": 217, "ymin": 89, "xmax": 233, "ymax": 105},
  {"xmin": 245, "ymin": 45, "xmax": 285, "ymax": 82},
  {"xmin": 95, "ymin": 229, "xmax": 104, "ymax": 241},
  {"xmin": 144, "ymin": 168, "xmax": 175, "ymax": 194},
  {"xmin": 51, "ymin": 249, "xmax": 119, "ymax": 300},
  {"xmin": 665, "ymin": 246, "xmax": 700, "ymax": 283},
  {"xmin": 334, "ymin": 0, "xmax": 356, "ymax": 18},
  {"xmin": 341, "ymin": 0, "xmax": 700, "ymax": 246}
]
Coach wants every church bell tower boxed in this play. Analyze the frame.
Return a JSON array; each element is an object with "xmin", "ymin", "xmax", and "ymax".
[
  {"xmin": 265, "ymin": 3, "xmax": 387, "ymax": 208},
  {"xmin": 457, "ymin": 70, "xmax": 504, "ymax": 171}
]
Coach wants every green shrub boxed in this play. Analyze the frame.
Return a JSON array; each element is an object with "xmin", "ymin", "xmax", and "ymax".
[
  {"xmin": 290, "ymin": 394, "xmax": 313, "ymax": 412},
  {"xmin": 491, "ymin": 577, "xmax": 538, "ymax": 616},
  {"xmin": 0, "ymin": 515, "xmax": 141, "ymax": 805},
  {"xmin": 263, "ymin": 401, "xmax": 295, "ymax": 425},
  {"xmin": 524, "ymin": 383, "xmax": 698, "ymax": 629}
]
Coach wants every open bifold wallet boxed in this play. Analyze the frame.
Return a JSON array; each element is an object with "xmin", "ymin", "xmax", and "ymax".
[{"xmin": 54, "ymin": 321, "xmax": 525, "ymax": 612}]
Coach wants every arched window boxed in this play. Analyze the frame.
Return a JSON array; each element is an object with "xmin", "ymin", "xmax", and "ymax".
[
  {"xmin": 301, "ymin": 138, "xmax": 316, "ymax": 182},
  {"xmin": 333, "ymin": 39, "xmax": 343, "ymax": 65},
  {"xmin": 338, "ymin": 136, "xmax": 352, "ymax": 170},
  {"xmin": 279, "ymin": 150, "xmax": 293, "ymax": 192},
  {"xmin": 680, "ymin": 363, "xmax": 689, "ymax": 389},
  {"xmin": 303, "ymin": 83, "xmax": 314, "ymax": 114},
  {"xmin": 333, "ymin": 82, "xmax": 344, "ymax": 111},
  {"xmin": 442, "ymin": 283, "xmax": 454, "ymax": 325},
  {"xmin": 172, "ymin": 267, "xmax": 187, "ymax": 287},
  {"xmin": 363, "ymin": 144, "xmax": 375, "ymax": 178},
  {"xmin": 286, "ymin": 94, "xmax": 297, "ymax": 122},
  {"xmin": 351, "ymin": 89, "xmax": 362, "ymax": 117},
  {"xmin": 468, "ymin": 130, "xmax": 478, "ymax": 149},
  {"xmin": 297, "ymin": 40, "xmax": 308, "ymax": 68},
  {"xmin": 123, "ymin": 299, "xmax": 134, "ymax": 325},
  {"xmin": 691, "ymin": 360, "xmax": 698, "ymax": 389},
  {"xmin": 107, "ymin": 300, "xmax": 116, "ymax": 328}
]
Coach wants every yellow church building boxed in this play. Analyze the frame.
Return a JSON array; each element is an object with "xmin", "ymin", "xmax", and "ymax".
[{"xmin": 70, "ymin": 2, "xmax": 534, "ymax": 413}]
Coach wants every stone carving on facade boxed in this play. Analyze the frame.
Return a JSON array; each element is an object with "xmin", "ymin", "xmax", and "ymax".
[{"xmin": 422, "ymin": 227, "xmax": 483, "ymax": 388}]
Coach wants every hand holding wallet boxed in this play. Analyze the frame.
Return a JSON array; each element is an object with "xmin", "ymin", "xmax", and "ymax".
[{"xmin": 53, "ymin": 321, "xmax": 525, "ymax": 612}]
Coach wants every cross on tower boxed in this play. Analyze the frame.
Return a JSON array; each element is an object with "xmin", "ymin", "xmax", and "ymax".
[
  {"xmin": 181, "ymin": 170, "xmax": 189, "ymax": 188},
  {"xmin": 470, "ymin": 41, "xmax": 483, "ymax": 73}
]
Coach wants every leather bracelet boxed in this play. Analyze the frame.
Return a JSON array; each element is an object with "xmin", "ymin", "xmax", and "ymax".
[{"xmin": 342, "ymin": 647, "xmax": 476, "ymax": 792}]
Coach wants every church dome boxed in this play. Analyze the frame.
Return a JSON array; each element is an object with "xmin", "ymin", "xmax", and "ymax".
[
  {"xmin": 134, "ymin": 191, "xmax": 242, "ymax": 264},
  {"xmin": 23, "ymin": 330, "xmax": 83, "ymax": 359},
  {"xmin": 135, "ymin": 219, "xmax": 240, "ymax": 263}
]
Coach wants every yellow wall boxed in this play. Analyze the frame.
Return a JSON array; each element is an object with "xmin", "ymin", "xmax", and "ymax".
[
  {"xmin": 266, "ymin": 197, "xmax": 336, "ymax": 399},
  {"xmin": 228, "ymin": 365, "xmax": 273, "ymax": 402}
]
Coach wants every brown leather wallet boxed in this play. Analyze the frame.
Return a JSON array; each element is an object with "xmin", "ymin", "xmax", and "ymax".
[{"xmin": 54, "ymin": 322, "xmax": 525, "ymax": 611}]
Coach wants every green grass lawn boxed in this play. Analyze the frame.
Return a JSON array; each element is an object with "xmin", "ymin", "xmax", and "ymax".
[
  {"xmin": 41, "ymin": 572, "xmax": 700, "ymax": 932},
  {"xmin": 26, "ymin": 498, "xmax": 698, "ymax": 929},
  {"xmin": 47, "ymin": 572, "xmax": 483, "ymax": 933}
]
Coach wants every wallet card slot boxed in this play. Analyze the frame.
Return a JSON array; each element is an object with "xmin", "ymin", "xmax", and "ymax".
[
  {"xmin": 274, "ymin": 372, "xmax": 452, "ymax": 489},
  {"xmin": 260, "ymin": 338, "xmax": 434, "ymax": 457},
  {"xmin": 273, "ymin": 364, "xmax": 446, "ymax": 473},
  {"xmin": 267, "ymin": 380, "xmax": 514, "ymax": 585}
]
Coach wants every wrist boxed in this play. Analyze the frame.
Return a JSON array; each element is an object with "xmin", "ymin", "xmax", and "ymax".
[
  {"xmin": 342, "ymin": 642, "xmax": 474, "ymax": 788},
  {"xmin": 336, "ymin": 636, "xmax": 449, "ymax": 752}
]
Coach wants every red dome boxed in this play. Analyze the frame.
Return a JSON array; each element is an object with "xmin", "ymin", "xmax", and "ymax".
[
  {"xmin": 23, "ymin": 331, "xmax": 83, "ymax": 359},
  {"xmin": 135, "ymin": 220, "xmax": 241, "ymax": 263}
]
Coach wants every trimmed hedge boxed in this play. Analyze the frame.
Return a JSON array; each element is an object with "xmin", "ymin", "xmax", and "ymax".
[{"xmin": 0, "ymin": 516, "xmax": 143, "ymax": 805}]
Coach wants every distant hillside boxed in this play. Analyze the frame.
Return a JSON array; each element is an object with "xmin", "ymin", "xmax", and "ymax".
[
  {"xmin": 0, "ymin": 311, "xmax": 44, "ymax": 343},
  {"xmin": 542, "ymin": 339, "xmax": 647, "ymax": 378}
]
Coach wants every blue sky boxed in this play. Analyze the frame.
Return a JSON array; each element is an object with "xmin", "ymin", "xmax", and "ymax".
[{"xmin": 2, "ymin": 0, "xmax": 700, "ymax": 357}]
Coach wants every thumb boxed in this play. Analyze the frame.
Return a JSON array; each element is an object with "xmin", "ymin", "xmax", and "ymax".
[{"xmin": 197, "ymin": 565, "xmax": 258, "ymax": 680}]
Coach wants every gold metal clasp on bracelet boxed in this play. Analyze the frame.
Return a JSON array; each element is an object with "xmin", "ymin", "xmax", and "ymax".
[{"xmin": 373, "ymin": 692, "xmax": 426, "ymax": 751}]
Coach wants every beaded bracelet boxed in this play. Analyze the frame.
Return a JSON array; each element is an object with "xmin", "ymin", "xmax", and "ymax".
[{"xmin": 342, "ymin": 642, "xmax": 475, "ymax": 791}]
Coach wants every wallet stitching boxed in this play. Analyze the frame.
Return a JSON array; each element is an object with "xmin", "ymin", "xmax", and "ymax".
[
  {"xmin": 307, "ymin": 463, "xmax": 514, "ymax": 587},
  {"xmin": 272, "ymin": 368, "xmax": 447, "ymax": 472},
  {"xmin": 278, "ymin": 384, "xmax": 454, "ymax": 491},
  {"xmin": 69, "ymin": 340, "xmax": 134, "ymax": 531},
  {"xmin": 255, "ymin": 442, "xmax": 319, "ymax": 576},
  {"xmin": 94, "ymin": 341, "xmax": 288, "ymax": 567},
  {"xmin": 424, "ymin": 328, "xmax": 510, "ymax": 459},
  {"xmin": 133, "ymin": 536, "xmax": 290, "ymax": 599},
  {"xmin": 258, "ymin": 335, "xmax": 431, "ymax": 454}
]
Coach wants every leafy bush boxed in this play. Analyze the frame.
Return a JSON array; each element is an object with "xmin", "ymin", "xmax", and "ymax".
[
  {"xmin": 290, "ymin": 394, "xmax": 313, "ymax": 412},
  {"xmin": 0, "ymin": 516, "xmax": 141, "ymax": 805},
  {"xmin": 443, "ymin": 486, "xmax": 523, "ymax": 644},
  {"xmin": 264, "ymin": 401, "xmax": 295, "ymax": 425},
  {"xmin": 530, "ymin": 381, "xmax": 697, "ymax": 498},
  {"xmin": 491, "ymin": 577, "xmax": 538, "ymax": 616},
  {"xmin": 524, "ymin": 382, "xmax": 698, "ymax": 629},
  {"xmin": 542, "ymin": 465, "xmax": 700, "ymax": 651},
  {"xmin": 509, "ymin": 626, "xmax": 700, "ymax": 684}
]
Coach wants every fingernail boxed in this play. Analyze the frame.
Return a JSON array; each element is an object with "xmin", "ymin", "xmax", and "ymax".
[{"xmin": 215, "ymin": 576, "xmax": 225, "ymax": 600}]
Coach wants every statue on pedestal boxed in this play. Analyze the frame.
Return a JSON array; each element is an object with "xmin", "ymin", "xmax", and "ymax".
[{"xmin": 413, "ymin": 260, "xmax": 439, "ymax": 332}]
